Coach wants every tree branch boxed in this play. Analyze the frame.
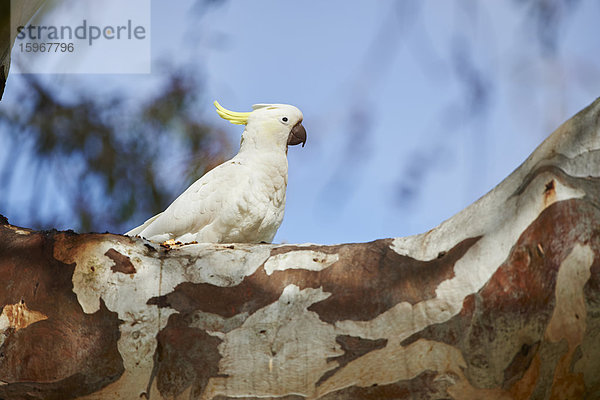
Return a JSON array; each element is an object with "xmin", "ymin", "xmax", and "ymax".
[
  {"xmin": 2, "ymin": 98, "xmax": 600, "ymax": 399},
  {"xmin": 0, "ymin": 0, "xmax": 48, "ymax": 101}
]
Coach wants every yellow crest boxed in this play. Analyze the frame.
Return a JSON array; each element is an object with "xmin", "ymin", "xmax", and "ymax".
[{"xmin": 213, "ymin": 101, "xmax": 251, "ymax": 125}]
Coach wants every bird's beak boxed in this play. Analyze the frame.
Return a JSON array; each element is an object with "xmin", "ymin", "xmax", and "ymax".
[{"xmin": 287, "ymin": 122, "xmax": 306, "ymax": 147}]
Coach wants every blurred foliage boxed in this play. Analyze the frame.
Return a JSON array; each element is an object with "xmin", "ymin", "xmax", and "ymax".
[
  {"xmin": 0, "ymin": 0, "xmax": 590, "ymax": 236},
  {"xmin": 390, "ymin": 0, "xmax": 585, "ymax": 206},
  {"xmin": 0, "ymin": 70, "xmax": 231, "ymax": 233},
  {"xmin": 513, "ymin": 0, "xmax": 581, "ymax": 55}
]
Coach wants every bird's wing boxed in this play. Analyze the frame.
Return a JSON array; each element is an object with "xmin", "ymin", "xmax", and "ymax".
[
  {"xmin": 135, "ymin": 160, "xmax": 250, "ymax": 242},
  {"xmin": 125, "ymin": 212, "xmax": 162, "ymax": 236}
]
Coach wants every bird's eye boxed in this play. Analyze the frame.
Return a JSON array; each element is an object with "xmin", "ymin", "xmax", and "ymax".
[{"xmin": 281, "ymin": 117, "xmax": 288, "ymax": 123}]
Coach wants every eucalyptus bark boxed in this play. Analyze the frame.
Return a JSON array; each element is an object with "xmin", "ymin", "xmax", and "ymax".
[{"xmin": 2, "ymin": 98, "xmax": 600, "ymax": 399}]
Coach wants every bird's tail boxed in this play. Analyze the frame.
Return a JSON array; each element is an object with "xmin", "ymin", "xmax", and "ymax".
[{"xmin": 125, "ymin": 213, "xmax": 162, "ymax": 236}]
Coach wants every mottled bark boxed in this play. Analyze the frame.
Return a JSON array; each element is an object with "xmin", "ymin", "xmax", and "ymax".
[{"xmin": 2, "ymin": 98, "xmax": 600, "ymax": 399}]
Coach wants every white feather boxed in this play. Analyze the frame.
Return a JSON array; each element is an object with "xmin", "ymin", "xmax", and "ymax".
[{"xmin": 125, "ymin": 103, "xmax": 305, "ymax": 244}]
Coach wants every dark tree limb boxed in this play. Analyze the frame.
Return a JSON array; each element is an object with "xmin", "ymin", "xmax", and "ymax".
[{"xmin": 0, "ymin": 0, "xmax": 47, "ymax": 101}]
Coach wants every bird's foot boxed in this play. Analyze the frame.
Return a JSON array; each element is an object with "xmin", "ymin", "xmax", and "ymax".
[
  {"xmin": 159, "ymin": 239, "xmax": 198, "ymax": 249},
  {"xmin": 160, "ymin": 239, "xmax": 182, "ymax": 249}
]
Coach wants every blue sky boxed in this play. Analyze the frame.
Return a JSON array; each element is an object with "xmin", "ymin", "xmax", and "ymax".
[{"xmin": 3, "ymin": 0, "xmax": 599, "ymax": 244}]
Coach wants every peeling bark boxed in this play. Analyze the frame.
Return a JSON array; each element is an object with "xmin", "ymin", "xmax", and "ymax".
[{"xmin": 2, "ymin": 98, "xmax": 600, "ymax": 399}]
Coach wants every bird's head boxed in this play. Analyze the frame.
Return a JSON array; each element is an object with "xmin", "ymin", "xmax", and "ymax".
[{"xmin": 214, "ymin": 101, "xmax": 307, "ymax": 150}]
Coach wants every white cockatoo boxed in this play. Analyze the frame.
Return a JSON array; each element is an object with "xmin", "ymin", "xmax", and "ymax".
[{"xmin": 125, "ymin": 101, "xmax": 306, "ymax": 244}]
